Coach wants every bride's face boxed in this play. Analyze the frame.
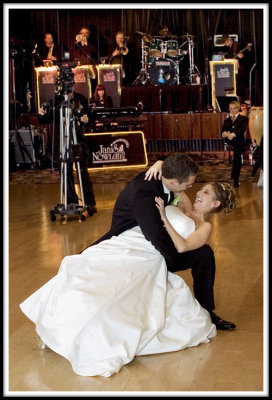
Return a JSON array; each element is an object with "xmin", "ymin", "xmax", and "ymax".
[{"xmin": 194, "ymin": 184, "xmax": 219, "ymax": 212}]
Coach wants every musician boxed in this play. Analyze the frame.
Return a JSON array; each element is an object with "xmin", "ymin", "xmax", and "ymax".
[
  {"xmin": 222, "ymin": 34, "xmax": 254, "ymax": 103},
  {"xmin": 109, "ymin": 31, "xmax": 138, "ymax": 85},
  {"xmin": 34, "ymin": 32, "xmax": 62, "ymax": 66},
  {"xmin": 73, "ymin": 26, "xmax": 97, "ymax": 65},
  {"xmin": 89, "ymin": 84, "xmax": 113, "ymax": 109},
  {"xmin": 158, "ymin": 25, "xmax": 172, "ymax": 38},
  {"xmin": 88, "ymin": 84, "xmax": 115, "ymax": 131}
]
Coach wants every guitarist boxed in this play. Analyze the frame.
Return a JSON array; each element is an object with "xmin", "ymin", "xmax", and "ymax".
[{"xmin": 222, "ymin": 34, "xmax": 254, "ymax": 103}]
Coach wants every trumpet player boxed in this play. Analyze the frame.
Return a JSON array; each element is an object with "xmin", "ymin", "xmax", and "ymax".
[
  {"xmin": 111, "ymin": 31, "xmax": 129, "ymax": 58},
  {"xmin": 110, "ymin": 31, "xmax": 133, "ymax": 85},
  {"xmin": 73, "ymin": 26, "xmax": 97, "ymax": 65}
]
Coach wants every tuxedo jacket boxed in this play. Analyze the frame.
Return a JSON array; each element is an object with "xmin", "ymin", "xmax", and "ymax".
[
  {"xmin": 94, "ymin": 171, "xmax": 181, "ymax": 268},
  {"xmin": 221, "ymin": 114, "xmax": 248, "ymax": 151}
]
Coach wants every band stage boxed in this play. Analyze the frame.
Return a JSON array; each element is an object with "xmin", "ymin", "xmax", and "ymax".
[{"xmin": 120, "ymin": 84, "xmax": 208, "ymax": 113}]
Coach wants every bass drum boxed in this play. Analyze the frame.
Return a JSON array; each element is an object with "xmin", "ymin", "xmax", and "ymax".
[
  {"xmin": 248, "ymin": 107, "xmax": 263, "ymax": 145},
  {"xmin": 148, "ymin": 58, "xmax": 178, "ymax": 86}
]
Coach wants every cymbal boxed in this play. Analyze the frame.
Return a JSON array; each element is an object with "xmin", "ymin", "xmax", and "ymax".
[
  {"xmin": 135, "ymin": 31, "xmax": 153, "ymax": 42},
  {"xmin": 180, "ymin": 34, "xmax": 195, "ymax": 38},
  {"xmin": 155, "ymin": 35, "xmax": 178, "ymax": 41}
]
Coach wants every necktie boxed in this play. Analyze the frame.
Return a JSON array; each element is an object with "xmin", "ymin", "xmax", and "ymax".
[{"xmin": 168, "ymin": 191, "xmax": 175, "ymax": 205}]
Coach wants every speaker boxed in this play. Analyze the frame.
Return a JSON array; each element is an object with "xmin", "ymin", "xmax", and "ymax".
[
  {"xmin": 9, "ymin": 129, "xmax": 36, "ymax": 164},
  {"xmin": 216, "ymin": 96, "xmax": 239, "ymax": 112}
]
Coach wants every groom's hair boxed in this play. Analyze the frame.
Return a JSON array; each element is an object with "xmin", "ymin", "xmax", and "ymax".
[{"xmin": 162, "ymin": 152, "xmax": 199, "ymax": 183}]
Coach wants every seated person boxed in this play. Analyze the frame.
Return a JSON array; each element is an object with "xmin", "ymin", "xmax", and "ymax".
[
  {"xmin": 89, "ymin": 84, "xmax": 113, "ymax": 108},
  {"xmin": 88, "ymin": 84, "xmax": 114, "ymax": 131}
]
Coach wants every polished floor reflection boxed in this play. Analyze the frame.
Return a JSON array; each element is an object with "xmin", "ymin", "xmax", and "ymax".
[{"xmin": 7, "ymin": 176, "xmax": 266, "ymax": 394}]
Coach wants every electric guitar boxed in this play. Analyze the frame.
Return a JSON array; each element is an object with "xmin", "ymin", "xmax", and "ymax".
[{"xmin": 233, "ymin": 43, "xmax": 253, "ymax": 58}]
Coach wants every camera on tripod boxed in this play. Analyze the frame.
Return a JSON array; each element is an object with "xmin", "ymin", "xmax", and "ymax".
[{"xmin": 56, "ymin": 52, "xmax": 76, "ymax": 95}]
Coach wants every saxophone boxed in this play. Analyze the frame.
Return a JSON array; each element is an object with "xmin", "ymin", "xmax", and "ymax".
[{"xmin": 47, "ymin": 45, "xmax": 54, "ymax": 59}]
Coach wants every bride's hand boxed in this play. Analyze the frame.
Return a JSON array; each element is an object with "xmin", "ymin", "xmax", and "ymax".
[
  {"xmin": 155, "ymin": 196, "xmax": 167, "ymax": 222},
  {"xmin": 144, "ymin": 160, "xmax": 163, "ymax": 180}
]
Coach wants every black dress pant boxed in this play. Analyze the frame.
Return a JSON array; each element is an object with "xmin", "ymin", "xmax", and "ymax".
[
  {"xmin": 231, "ymin": 146, "xmax": 244, "ymax": 185},
  {"xmin": 168, "ymin": 244, "xmax": 216, "ymax": 311}
]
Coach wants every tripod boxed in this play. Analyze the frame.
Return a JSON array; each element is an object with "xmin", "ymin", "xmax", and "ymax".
[{"xmin": 50, "ymin": 92, "xmax": 87, "ymax": 222}]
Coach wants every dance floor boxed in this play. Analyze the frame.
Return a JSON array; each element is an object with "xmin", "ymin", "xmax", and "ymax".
[{"xmin": 6, "ymin": 166, "xmax": 266, "ymax": 394}]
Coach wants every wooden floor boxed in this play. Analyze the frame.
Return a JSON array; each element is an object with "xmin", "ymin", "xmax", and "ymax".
[{"xmin": 6, "ymin": 172, "xmax": 267, "ymax": 395}]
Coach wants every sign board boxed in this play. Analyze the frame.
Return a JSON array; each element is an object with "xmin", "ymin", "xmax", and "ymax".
[
  {"xmin": 35, "ymin": 66, "xmax": 59, "ymax": 111},
  {"xmin": 84, "ymin": 131, "xmax": 148, "ymax": 169},
  {"xmin": 209, "ymin": 60, "xmax": 238, "ymax": 110},
  {"xmin": 72, "ymin": 65, "xmax": 95, "ymax": 102},
  {"xmin": 96, "ymin": 64, "xmax": 122, "ymax": 107}
]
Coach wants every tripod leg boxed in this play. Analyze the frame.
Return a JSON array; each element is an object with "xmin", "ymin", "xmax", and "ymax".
[{"xmin": 72, "ymin": 120, "xmax": 86, "ymax": 208}]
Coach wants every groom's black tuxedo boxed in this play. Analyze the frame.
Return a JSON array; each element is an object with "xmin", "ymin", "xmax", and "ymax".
[{"xmin": 94, "ymin": 171, "xmax": 216, "ymax": 311}]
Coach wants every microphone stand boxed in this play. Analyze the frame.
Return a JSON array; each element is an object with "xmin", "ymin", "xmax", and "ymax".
[{"xmin": 74, "ymin": 41, "xmax": 94, "ymax": 64}]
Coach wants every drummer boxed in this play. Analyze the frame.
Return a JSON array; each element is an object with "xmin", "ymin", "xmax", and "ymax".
[
  {"xmin": 154, "ymin": 25, "xmax": 179, "ymax": 59},
  {"xmin": 157, "ymin": 25, "xmax": 172, "ymax": 38}
]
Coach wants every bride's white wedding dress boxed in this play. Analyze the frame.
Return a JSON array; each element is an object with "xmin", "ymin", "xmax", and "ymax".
[{"xmin": 20, "ymin": 205, "xmax": 216, "ymax": 377}]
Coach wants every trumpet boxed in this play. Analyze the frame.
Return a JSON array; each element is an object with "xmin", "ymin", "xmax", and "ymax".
[
  {"xmin": 120, "ymin": 45, "xmax": 129, "ymax": 55},
  {"xmin": 75, "ymin": 34, "xmax": 87, "ymax": 43},
  {"xmin": 116, "ymin": 44, "xmax": 129, "ymax": 55}
]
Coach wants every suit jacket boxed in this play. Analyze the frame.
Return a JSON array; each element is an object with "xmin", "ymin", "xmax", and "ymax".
[
  {"xmin": 93, "ymin": 171, "xmax": 181, "ymax": 268},
  {"xmin": 221, "ymin": 114, "xmax": 248, "ymax": 151},
  {"xmin": 35, "ymin": 43, "xmax": 63, "ymax": 67}
]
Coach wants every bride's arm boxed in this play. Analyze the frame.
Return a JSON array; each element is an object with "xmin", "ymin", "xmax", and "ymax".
[
  {"xmin": 155, "ymin": 197, "xmax": 212, "ymax": 253},
  {"xmin": 144, "ymin": 160, "xmax": 163, "ymax": 180}
]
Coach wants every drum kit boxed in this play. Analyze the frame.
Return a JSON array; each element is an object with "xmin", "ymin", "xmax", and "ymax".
[{"xmin": 133, "ymin": 32, "xmax": 201, "ymax": 86}]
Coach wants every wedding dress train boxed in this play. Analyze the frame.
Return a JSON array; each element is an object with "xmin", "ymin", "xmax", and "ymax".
[{"xmin": 20, "ymin": 205, "xmax": 216, "ymax": 377}]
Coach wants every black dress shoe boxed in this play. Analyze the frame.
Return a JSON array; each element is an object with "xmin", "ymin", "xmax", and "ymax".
[{"xmin": 209, "ymin": 311, "xmax": 236, "ymax": 330}]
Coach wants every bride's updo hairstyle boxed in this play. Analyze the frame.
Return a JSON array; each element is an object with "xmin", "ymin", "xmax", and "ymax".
[
  {"xmin": 209, "ymin": 182, "xmax": 237, "ymax": 215},
  {"xmin": 162, "ymin": 152, "xmax": 199, "ymax": 183}
]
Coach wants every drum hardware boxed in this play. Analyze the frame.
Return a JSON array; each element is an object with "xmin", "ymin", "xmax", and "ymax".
[
  {"xmin": 149, "ymin": 38, "xmax": 163, "ymax": 58},
  {"xmin": 178, "ymin": 34, "xmax": 201, "ymax": 85},
  {"xmin": 135, "ymin": 31, "xmax": 153, "ymax": 43},
  {"xmin": 180, "ymin": 34, "xmax": 195, "ymax": 39},
  {"xmin": 132, "ymin": 38, "xmax": 151, "ymax": 85},
  {"xmin": 148, "ymin": 58, "xmax": 179, "ymax": 86}
]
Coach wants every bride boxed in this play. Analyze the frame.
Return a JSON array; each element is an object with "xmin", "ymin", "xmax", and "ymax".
[{"xmin": 20, "ymin": 169, "xmax": 237, "ymax": 377}]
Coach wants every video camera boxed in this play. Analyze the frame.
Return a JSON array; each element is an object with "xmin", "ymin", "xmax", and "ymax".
[{"xmin": 56, "ymin": 52, "xmax": 77, "ymax": 95}]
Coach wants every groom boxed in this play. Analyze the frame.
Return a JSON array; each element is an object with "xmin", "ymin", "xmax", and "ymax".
[{"xmin": 94, "ymin": 152, "xmax": 236, "ymax": 330}]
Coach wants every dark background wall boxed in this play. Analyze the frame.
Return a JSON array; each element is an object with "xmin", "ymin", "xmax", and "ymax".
[{"xmin": 9, "ymin": 7, "xmax": 263, "ymax": 107}]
